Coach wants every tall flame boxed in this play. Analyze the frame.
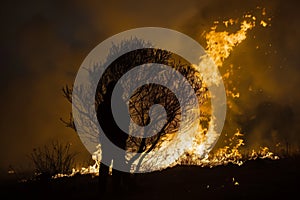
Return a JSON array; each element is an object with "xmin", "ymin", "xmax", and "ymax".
[
  {"xmin": 183, "ymin": 11, "xmax": 278, "ymax": 167},
  {"xmin": 191, "ymin": 15, "xmax": 256, "ymax": 159},
  {"xmin": 205, "ymin": 18, "xmax": 255, "ymax": 68},
  {"xmin": 53, "ymin": 9, "xmax": 278, "ymax": 179}
]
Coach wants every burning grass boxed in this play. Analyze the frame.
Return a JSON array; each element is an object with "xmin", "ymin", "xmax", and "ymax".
[{"xmin": 53, "ymin": 8, "xmax": 280, "ymax": 178}]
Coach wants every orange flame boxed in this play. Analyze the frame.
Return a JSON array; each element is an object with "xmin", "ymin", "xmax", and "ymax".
[{"xmin": 53, "ymin": 9, "xmax": 278, "ymax": 179}]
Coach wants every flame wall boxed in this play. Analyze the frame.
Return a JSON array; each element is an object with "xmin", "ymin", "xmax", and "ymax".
[{"xmin": 0, "ymin": 0, "xmax": 299, "ymax": 177}]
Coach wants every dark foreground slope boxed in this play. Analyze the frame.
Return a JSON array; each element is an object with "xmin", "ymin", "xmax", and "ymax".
[{"xmin": 1, "ymin": 157, "xmax": 299, "ymax": 200}]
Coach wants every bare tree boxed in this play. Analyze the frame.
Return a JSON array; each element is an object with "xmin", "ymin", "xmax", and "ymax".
[
  {"xmin": 62, "ymin": 38, "xmax": 209, "ymax": 191},
  {"xmin": 29, "ymin": 140, "xmax": 77, "ymax": 181}
]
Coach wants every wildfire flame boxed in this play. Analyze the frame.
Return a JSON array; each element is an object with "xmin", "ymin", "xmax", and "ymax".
[
  {"xmin": 182, "ymin": 11, "xmax": 279, "ymax": 167},
  {"xmin": 53, "ymin": 9, "xmax": 278, "ymax": 179},
  {"xmin": 205, "ymin": 18, "xmax": 254, "ymax": 67}
]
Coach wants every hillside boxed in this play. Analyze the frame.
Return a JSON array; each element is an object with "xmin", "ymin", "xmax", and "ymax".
[{"xmin": 1, "ymin": 157, "xmax": 299, "ymax": 199}]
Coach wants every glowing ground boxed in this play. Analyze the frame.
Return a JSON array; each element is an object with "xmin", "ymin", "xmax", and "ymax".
[{"xmin": 2, "ymin": 157, "xmax": 299, "ymax": 199}]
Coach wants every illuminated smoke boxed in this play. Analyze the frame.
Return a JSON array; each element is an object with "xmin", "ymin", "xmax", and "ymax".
[{"xmin": 54, "ymin": 9, "xmax": 279, "ymax": 178}]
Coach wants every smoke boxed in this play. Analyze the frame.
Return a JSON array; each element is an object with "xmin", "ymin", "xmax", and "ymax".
[
  {"xmin": 241, "ymin": 102, "xmax": 296, "ymax": 150},
  {"xmin": 0, "ymin": 0, "xmax": 299, "ymax": 177},
  {"xmin": 177, "ymin": 0, "xmax": 300, "ymax": 151},
  {"xmin": 227, "ymin": 1, "xmax": 300, "ymax": 151}
]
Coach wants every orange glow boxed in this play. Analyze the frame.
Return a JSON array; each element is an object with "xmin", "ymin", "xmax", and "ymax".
[{"xmin": 53, "ymin": 9, "xmax": 278, "ymax": 179}]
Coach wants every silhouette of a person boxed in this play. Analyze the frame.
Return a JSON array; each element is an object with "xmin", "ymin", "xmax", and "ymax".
[{"xmin": 97, "ymin": 81, "xmax": 129, "ymax": 193}]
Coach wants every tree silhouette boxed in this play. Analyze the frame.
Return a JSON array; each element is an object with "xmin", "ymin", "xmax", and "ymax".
[
  {"xmin": 62, "ymin": 38, "xmax": 209, "ymax": 192},
  {"xmin": 97, "ymin": 80, "xmax": 129, "ymax": 192}
]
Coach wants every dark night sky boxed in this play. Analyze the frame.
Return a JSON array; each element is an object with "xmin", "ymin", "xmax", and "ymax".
[{"xmin": 0, "ymin": 0, "xmax": 300, "ymax": 177}]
